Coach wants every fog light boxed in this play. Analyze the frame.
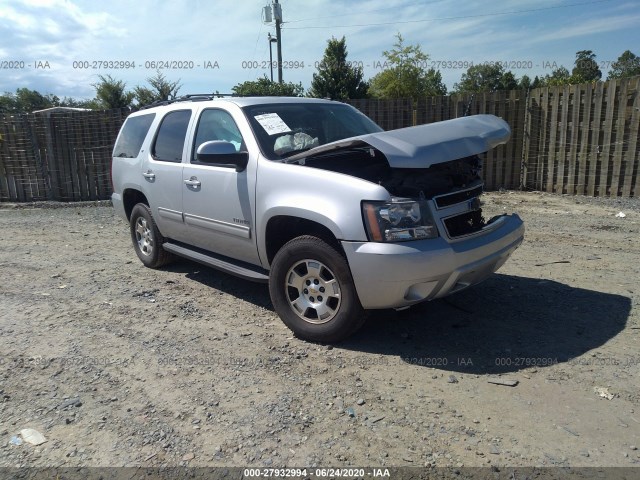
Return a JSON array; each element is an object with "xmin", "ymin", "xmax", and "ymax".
[{"xmin": 385, "ymin": 226, "xmax": 437, "ymax": 241}]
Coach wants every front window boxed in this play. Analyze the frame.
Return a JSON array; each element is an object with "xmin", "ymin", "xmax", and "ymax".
[
  {"xmin": 192, "ymin": 109, "xmax": 245, "ymax": 162},
  {"xmin": 242, "ymin": 103, "xmax": 382, "ymax": 160}
]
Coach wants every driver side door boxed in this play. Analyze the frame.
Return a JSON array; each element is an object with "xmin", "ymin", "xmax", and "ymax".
[{"xmin": 181, "ymin": 108, "xmax": 259, "ymax": 264}]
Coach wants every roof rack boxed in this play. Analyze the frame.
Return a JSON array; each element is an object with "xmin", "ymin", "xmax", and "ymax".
[{"xmin": 139, "ymin": 93, "xmax": 236, "ymax": 110}]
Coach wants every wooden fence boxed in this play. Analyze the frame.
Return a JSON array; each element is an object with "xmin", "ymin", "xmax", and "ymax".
[
  {"xmin": 523, "ymin": 76, "xmax": 640, "ymax": 197},
  {"xmin": 1, "ymin": 76, "xmax": 639, "ymax": 201},
  {"xmin": 350, "ymin": 76, "xmax": 640, "ymax": 197},
  {"xmin": 0, "ymin": 108, "xmax": 129, "ymax": 202}
]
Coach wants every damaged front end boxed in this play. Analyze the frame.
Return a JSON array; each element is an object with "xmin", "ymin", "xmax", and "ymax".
[
  {"xmin": 279, "ymin": 113, "xmax": 524, "ymax": 309},
  {"xmin": 287, "ymin": 114, "xmax": 511, "ymax": 241}
]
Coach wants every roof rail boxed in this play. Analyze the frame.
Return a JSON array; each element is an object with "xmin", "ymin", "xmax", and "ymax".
[{"xmin": 139, "ymin": 93, "xmax": 236, "ymax": 110}]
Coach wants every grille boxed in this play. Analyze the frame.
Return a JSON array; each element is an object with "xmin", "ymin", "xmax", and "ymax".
[
  {"xmin": 444, "ymin": 209, "xmax": 485, "ymax": 238},
  {"xmin": 434, "ymin": 185, "xmax": 483, "ymax": 209}
]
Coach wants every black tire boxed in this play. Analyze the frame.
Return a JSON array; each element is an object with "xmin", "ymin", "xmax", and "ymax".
[
  {"xmin": 269, "ymin": 235, "xmax": 365, "ymax": 342},
  {"xmin": 129, "ymin": 203, "xmax": 174, "ymax": 268}
]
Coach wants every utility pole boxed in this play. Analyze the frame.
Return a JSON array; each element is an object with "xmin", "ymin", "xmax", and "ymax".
[
  {"xmin": 268, "ymin": 33, "xmax": 277, "ymax": 82},
  {"xmin": 274, "ymin": 0, "xmax": 283, "ymax": 83}
]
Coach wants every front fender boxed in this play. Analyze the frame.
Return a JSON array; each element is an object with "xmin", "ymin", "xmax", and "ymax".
[{"xmin": 255, "ymin": 158, "xmax": 390, "ymax": 266}]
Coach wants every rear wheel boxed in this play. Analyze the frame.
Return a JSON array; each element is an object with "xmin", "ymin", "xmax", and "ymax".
[
  {"xmin": 129, "ymin": 203, "xmax": 173, "ymax": 268},
  {"xmin": 269, "ymin": 236, "xmax": 365, "ymax": 342}
]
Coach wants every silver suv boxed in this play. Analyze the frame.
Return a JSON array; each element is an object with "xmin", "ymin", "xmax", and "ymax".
[{"xmin": 111, "ymin": 96, "xmax": 524, "ymax": 342}]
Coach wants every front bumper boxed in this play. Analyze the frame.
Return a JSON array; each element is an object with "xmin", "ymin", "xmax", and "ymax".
[{"xmin": 341, "ymin": 213, "xmax": 524, "ymax": 309}]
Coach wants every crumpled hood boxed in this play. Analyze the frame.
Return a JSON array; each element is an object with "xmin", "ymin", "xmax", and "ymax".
[{"xmin": 287, "ymin": 114, "xmax": 510, "ymax": 168}]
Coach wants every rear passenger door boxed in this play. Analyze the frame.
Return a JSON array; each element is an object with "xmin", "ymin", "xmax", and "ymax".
[{"xmin": 140, "ymin": 109, "xmax": 192, "ymax": 241}]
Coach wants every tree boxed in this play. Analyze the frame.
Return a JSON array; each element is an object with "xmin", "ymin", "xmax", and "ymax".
[
  {"xmin": 454, "ymin": 63, "xmax": 518, "ymax": 93},
  {"xmin": 535, "ymin": 66, "xmax": 572, "ymax": 87},
  {"xmin": 422, "ymin": 68, "xmax": 447, "ymax": 97},
  {"xmin": 308, "ymin": 36, "xmax": 368, "ymax": 100},
  {"xmin": 608, "ymin": 50, "xmax": 640, "ymax": 79},
  {"xmin": 572, "ymin": 50, "xmax": 601, "ymax": 82},
  {"xmin": 519, "ymin": 74, "xmax": 532, "ymax": 90},
  {"xmin": 58, "ymin": 96, "xmax": 101, "ymax": 109},
  {"xmin": 0, "ymin": 92, "xmax": 17, "ymax": 113},
  {"xmin": 232, "ymin": 76, "xmax": 304, "ymax": 96},
  {"xmin": 530, "ymin": 76, "xmax": 544, "ymax": 89},
  {"xmin": 0, "ymin": 88, "xmax": 58, "ymax": 113},
  {"xmin": 93, "ymin": 74, "xmax": 134, "ymax": 109},
  {"xmin": 368, "ymin": 33, "xmax": 446, "ymax": 99},
  {"xmin": 14, "ymin": 88, "xmax": 53, "ymax": 111},
  {"xmin": 134, "ymin": 70, "xmax": 182, "ymax": 106},
  {"xmin": 0, "ymin": 89, "xmax": 100, "ymax": 113}
]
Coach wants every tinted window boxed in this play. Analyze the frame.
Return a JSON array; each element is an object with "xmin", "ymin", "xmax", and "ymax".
[
  {"xmin": 113, "ymin": 113, "xmax": 155, "ymax": 158},
  {"xmin": 152, "ymin": 110, "xmax": 192, "ymax": 162},
  {"xmin": 242, "ymin": 103, "xmax": 382, "ymax": 160},
  {"xmin": 192, "ymin": 109, "xmax": 245, "ymax": 162}
]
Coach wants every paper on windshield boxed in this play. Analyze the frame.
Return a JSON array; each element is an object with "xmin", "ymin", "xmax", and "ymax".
[{"xmin": 254, "ymin": 113, "xmax": 292, "ymax": 136}]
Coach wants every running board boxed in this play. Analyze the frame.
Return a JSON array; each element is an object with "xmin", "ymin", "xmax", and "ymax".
[{"xmin": 163, "ymin": 242, "xmax": 269, "ymax": 283}]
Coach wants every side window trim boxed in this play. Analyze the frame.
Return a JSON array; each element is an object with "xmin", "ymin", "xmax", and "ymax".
[{"xmin": 150, "ymin": 109, "xmax": 192, "ymax": 163}]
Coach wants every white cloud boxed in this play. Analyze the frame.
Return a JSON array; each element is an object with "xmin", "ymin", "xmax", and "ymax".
[
  {"xmin": 534, "ymin": 13, "xmax": 640, "ymax": 43},
  {"xmin": 0, "ymin": 0, "xmax": 638, "ymax": 98}
]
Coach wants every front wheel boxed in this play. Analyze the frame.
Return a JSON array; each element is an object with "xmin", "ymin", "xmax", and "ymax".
[
  {"xmin": 129, "ymin": 203, "xmax": 173, "ymax": 268},
  {"xmin": 269, "ymin": 236, "xmax": 365, "ymax": 342}
]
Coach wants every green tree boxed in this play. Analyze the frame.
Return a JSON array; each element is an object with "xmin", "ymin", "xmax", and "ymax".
[
  {"xmin": 134, "ymin": 70, "xmax": 182, "ymax": 106},
  {"xmin": 572, "ymin": 50, "xmax": 601, "ymax": 82},
  {"xmin": 368, "ymin": 33, "xmax": 446, "ymax": 99},
  {"xmin": 14, "ymin": 88, "xmax": 53, "ymax": 111},
  {"xmin": 0, "ymin": 89, "xmax": 100, "ymax": 113},
  {"xmin": 608, "ymin": 50, "xmax": 640, "ymax": 79},
  {"xmin": 422, "ymin": 68, "xmax": 447, "ymax": 96},
  {"xmin": 519, "ymin": 74, "xmax": 532, "ymax": 90},
  {"xmin": 530, "ymin": 76, "xmax": 543, "ymax": 89},
  {"xmin": 0, "ymin": 93, "xmax": 17, "ymax": 113},
  {"xmin": 536, "ymin": 66, "xmax": 572, "ymax": 87},
  {"xmin": 93, "ymin": 74, "xmax": 134, "ymax": 109},
  {"xmin": 232, "ymin": 76, "xmax": 304, "ymax": 96},
  {"xmin": 58, "ymin": 96, "xmax": 100, "ymax": 109},
  {"xmin": 454, "ymin": 63, "xmax": 518, "ymax": 93},
  {"xmin": 308, "ymin": 36, "xmax": 368, "ymax": 100}
]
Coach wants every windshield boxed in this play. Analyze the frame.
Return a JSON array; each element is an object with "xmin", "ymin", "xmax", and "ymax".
[{"xmin": 242, "ymin": 103, "xmax": 383, "ymax": 160}]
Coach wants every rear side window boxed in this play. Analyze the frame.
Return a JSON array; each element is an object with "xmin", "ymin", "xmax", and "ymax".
[
  {"xmin": 152, "ymin": 110, "xmax": 192, "ymax": 162},
  {"xmin": 113, "ymin": 113, "xmax": 155, "ymax": 158}
]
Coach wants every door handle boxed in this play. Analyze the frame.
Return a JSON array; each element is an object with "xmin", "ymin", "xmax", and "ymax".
[
  {"xmin": 184, "ymin": 176, "xmax": 201, "ymax": 187},
  {"xmin": 142, "ymin": 170, "xmax": 155, "ymax": 180}
]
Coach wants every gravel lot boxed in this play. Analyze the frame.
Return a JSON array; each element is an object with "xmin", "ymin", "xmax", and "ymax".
[{"xmin": 1, "ymin": 191, "xmax": 639, "ymax": 470}]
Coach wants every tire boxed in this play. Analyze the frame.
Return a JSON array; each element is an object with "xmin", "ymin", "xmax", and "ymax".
[
  {"xmin": 129, "ymin": 203, "xmax": 174, "ymax": 268},
  {"xmin": 269, "ymin": 235, "xmax": 365, "ymax": 342}
]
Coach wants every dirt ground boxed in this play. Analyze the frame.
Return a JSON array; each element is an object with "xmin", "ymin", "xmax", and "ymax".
[{"xmin": 1, "ymin": 191, "xmax": 639, "ymax": 470}]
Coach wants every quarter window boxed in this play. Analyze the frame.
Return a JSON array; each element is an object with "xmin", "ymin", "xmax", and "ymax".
[
  {"xmin": 113, "ymin": 113, "xmax": 155, "ymax": 158},
  {"xmin": 152, "ymin": 110, "xmax": 192, "ymax": 162}
]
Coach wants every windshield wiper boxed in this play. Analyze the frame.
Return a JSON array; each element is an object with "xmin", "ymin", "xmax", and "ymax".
[{"xmin": 280, "ymin": 147, "xmax": 313, "ymax": 161}]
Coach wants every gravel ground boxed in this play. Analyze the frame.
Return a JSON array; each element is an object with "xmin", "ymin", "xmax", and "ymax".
[{"xmin": 0, "ymin": 191, "xmax": 639, "ymax": 469}]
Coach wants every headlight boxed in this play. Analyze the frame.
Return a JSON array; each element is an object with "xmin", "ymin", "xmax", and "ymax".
[{"xmin": 362, "ymin": 199, "xmax": 438, "ymax": 242}]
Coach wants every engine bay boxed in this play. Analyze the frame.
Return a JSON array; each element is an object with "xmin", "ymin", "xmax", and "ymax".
[{"xmin": 301, "ymin": 147, "xmax": 483, "ymax": 199}]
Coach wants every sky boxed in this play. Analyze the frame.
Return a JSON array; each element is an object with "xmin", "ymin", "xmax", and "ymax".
[{"xmin": 0, "ymin": 0, "xmax": 639, "ymax": 100}]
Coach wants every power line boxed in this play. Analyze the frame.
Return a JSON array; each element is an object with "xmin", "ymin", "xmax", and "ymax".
[{"xmin": 284, "ymin": 0, "xmax": 614, "ymax": 29}]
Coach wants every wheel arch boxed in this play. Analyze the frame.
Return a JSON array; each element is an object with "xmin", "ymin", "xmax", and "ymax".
[
  {"xmin": 263, "ymin": 214, "xmax": 345, "ymax": 267},
  {"xmin": 122, "ymin": 189, "xmax": 149, "ymax": 220}
]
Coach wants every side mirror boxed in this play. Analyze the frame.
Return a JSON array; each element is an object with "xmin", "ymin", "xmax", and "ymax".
[{"xmin": 196, "ymin": 141, "xmax": 249, "ymax": 172}]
